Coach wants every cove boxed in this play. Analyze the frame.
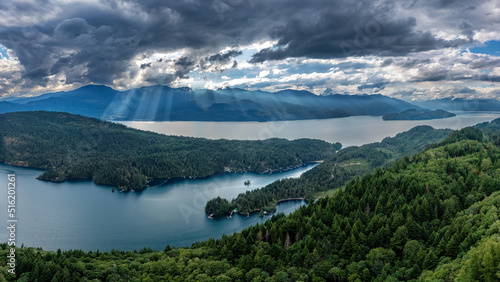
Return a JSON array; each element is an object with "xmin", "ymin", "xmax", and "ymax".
[{"xmin": 0, "ymin": 163, "xmax": 315, "ymax": 252}]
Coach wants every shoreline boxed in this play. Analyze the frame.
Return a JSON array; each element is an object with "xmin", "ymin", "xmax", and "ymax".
[
  {"xmin": 1, "ymin": 161, "xmax": 320, "ymax": 191},
  {"xmin": 212, "ymin": 198, "xmax": 308, "ymax": 218}
]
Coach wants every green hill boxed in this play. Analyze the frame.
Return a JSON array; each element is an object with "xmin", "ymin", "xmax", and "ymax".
[
  {"xmin": 0, "ymin": 111, "xmax": 339, "ymax": 190},
  {"xmin": 206, "ymin": 125, "xmax": 453, "ymax": 215},
  {"xmin": 382, "ymin": 109, "xmax": 456, "ymax": 121},
  {"xmin": 2, "ymin": 123, "xmax": 500, "ymax": 281}
]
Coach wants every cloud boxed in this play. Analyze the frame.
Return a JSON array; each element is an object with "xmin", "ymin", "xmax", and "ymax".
[
  {"xmin": 249, "ymin": 1, "xmax": 470, "ymax": 63},
  {"xmin": 207, "ymin": 50, "xmax": 242, "ymax": 63},
  {"xmin": 453, "ymin": 87, "xmax": 476, "ymax": 94},
  {"xmin": 0, "ymin": 0, "xmax": 497, "ymax": 98},
  {"xmin": 258, "ymin": 70, "xmax": 270, "ymax": 78},
  {"xmin": 0, "ymin": 0, "xmax": 258, "ymax": 93},
  {"xmin": 203, "ymin": 49, "xmax": 500, "ymax": 100},
  {"xmin": 357, "ymin": 82, "xmax": 389, "ymax": 91},
  {"xmin": 53, "ymin": 18, "xmax": 92, "ymax": 39}
]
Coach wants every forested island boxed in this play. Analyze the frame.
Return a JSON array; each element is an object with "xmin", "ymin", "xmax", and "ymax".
[
  {"xmin": 205, "ymin": 125, "xmax": 453, "ymax": 215},
  {"xmin": 0, "ymin": 111, "xmax": 340, "ymax": 190},
  {"xmin": 382, "ymin": 109, "xmax": 456, "ymax": 120},
  {"xmin": 2, "ymin": 122, "xmax": 500, "ymax": 281}
]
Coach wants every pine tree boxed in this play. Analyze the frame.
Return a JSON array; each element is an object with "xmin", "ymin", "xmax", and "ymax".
[{"xmin": 422, "ymin": 250, "xmax": 438, "ymax": 270}]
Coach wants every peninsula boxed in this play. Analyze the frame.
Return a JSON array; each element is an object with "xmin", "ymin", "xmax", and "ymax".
[
  {"xmin": 0, "ymin": 111, "xmax": 340, "ymax": 190},
  {"xmin": 383, "ymin": 109, "xmax": 456, "ymax": 120}
]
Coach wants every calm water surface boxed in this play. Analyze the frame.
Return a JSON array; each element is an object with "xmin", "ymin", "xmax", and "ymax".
[
  {"xmin": 119, "ymin": 112, "xmax": 500, "ymax": 147},
  {"xmin": 0, "ymin": 163, "xmax": 314, "ymax": 252}
]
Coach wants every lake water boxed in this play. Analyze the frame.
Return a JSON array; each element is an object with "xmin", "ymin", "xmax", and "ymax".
[
  {"xmin": 119, "ymin": 112, "xmax": 500, "ymax": 147},
  {"xmin": 2, "ymin": 112, "xmax": 500, "ymax": 252},
  {"xmin": 0, "ymin": 163, "xmax": 314, "ymax": 252}
]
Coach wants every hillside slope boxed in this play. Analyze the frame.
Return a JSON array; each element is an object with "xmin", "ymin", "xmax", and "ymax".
[
  {"xmin": 413, "ymin": 97, "xmax": 500, "ymax": 112},
  {"xmin": 2, "ymin": 125, "xmax": 500, "ymax": 281},
  {"xmin": 206, "ymin": 125, "xmax": 453, "ymax": 215},
  {"xmin": 0, "ymin": 111, "xmax": 339, "ymax": 190}
]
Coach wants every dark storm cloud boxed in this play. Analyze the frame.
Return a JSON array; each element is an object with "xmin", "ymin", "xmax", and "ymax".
[
  {"xmin": 0, "ymin": 0, "xmax": 261, "ymax": 90},
  {"xmin": 207, "ymin": 50, "xmax": 242, "ymax": 63},
  {"xmin": 453, "ymin": 87, "xmax": 476, "ymax": 94},
  {"xmin": 174, "ymin": 57, "xmax": 195, "ymax": 79},
  {"xmin": 411, "ymin": 69, "xmax": 450, "ymax": 82},
  {"xmin": 197, "ymin": 49, "xmax": 242, "ymax": 73},
  {"xmin": 394, "ymin": 58, "xmax": 432, "ymax": 69},
  {"xmin": 53, "ymin": 18, "xmax": 91, "ymax": 39},
  {"xmin": 250, "ymin": 1, "xmax": 470, "ymax": 63},
  {"xmin": 411, "ymin": 68, "xmax": 500, "ymax": 83},
  {"xmin": 467, "ymin": 56, "xmax": 500, "ymax": 70},
  {"xmin": 380, "ymin": 58, "xmax": 394, "ymax": 67},
  {"xmin": 357, "ymin": 82, "xmax": 389, "ymax": 91},
  {"xmin": 0, "ymin": 0, "xmax": 488, "ymax": 93},
  {"xmin": 332, "ymin": 61, "xmax": 369, "ymax": 70}
]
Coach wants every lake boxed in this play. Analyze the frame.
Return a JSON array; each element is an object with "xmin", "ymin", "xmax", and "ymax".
[
  {"xmin": 0, "ymin": 163, "xmax": 315, "ymax": 252},
  {"xmin": 2, "ymin": 112, "xmax": 499, "ymax": 252},
  {"xmin": 119, "ymin": 112, "xmax": 500, "ymax": 147}
]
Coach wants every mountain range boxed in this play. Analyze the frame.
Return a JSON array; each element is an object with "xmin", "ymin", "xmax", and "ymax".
[
  {"xmin": 0, "ymin": 85, "xmax": 422, "ymax": 121},
  {"xmin": 412, "ymin": 97, "xmax": 500, "ymax": 112},
  {"xmin": 3, "ymin": 85, "xmax": 500, "ymax": 121}
]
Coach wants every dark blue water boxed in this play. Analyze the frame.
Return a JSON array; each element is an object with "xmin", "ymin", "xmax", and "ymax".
[{"xmin": 0, "ymin": 163, "xmax": 314, "ymax": 252}]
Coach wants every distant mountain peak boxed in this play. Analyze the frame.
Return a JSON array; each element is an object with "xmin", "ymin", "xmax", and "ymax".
[
  {"xmin": 1, "ymin": 84, "xmax": 426, "ymax": 121},
  {"xmin": 80, "ymin": 84, "xmax": 114, "ymax": 90}
]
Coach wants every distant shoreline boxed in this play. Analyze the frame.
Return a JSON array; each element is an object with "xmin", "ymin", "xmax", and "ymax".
[{"xmin": 1, "ymin": 161, "xmax": 320, "ymax": 191}]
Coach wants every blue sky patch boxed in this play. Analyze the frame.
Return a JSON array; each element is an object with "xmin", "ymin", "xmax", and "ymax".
[
  {"xmin": 469, "ymin": 40, "xmax": 500, "ymax": 56},
  {"xmin": 0, "ymin": 45, "xmax": 9, "ymax": 59}
]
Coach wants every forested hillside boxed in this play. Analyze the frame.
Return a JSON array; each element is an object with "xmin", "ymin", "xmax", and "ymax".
[
  {"xmin": 382, "ymin": 109, "xmax": 456, "ymax": 120},
  {"xmin": 206, "ymin": 125, "xmax": 453, "ymax": 215},
  {"xmin": 2, "ymin": 124, "xmax": 500, "ymax": 281},
  {"xmin": 0, "ymin": 111, "xmax": 339, "ymax": 190}
]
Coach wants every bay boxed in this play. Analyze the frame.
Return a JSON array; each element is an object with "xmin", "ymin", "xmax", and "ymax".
[
  {"xmin": 0, "ymin": 163, "xmax": 314, "ymax": 252},
  {"xmin": 118, "ymin": 112, "xmax": 500, "ymax": 147}
]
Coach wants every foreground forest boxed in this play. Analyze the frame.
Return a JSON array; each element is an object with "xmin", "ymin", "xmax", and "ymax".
[
  {"xmin": 0, "ymin": 111, "xmax": 339, "ymax": 190},
  {"xmin": 1, "ymin": 122, "xmax": 500, "ymax": 281}
]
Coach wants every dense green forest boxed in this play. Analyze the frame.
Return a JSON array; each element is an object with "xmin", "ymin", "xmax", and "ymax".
[
  {"xmin": 2, "ymin": 123, "xmax": 500, "ymax": 281},
  {"xmin": 0, "ymin": 111, "xmax": 340, "ymax": 190},
  {"xmin": 382, "ymin": 109, "xmax": 456, "ymax": 120},
  {"xmin": 206, "ymin": 125, "xmax": 453, "ymax": 215}
]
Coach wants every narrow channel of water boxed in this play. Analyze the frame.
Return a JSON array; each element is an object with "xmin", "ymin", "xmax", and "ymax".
[{"xmin": 0, "ymin": 163, "xmax": 314, "ymax": 251}]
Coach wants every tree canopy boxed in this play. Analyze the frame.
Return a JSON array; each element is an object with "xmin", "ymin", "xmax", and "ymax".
[
  {"xmin": 0, "ymin": 111, "xmax": 339, "ymax": 190},
  {"xmin": 2, "ymin": 121, "xmax": 500, "ymax": 281}
]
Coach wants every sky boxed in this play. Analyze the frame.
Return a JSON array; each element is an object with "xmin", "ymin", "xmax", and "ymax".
[{"xmin": 0, "ymin": 0, "xmax": 499, "ymax": 101}]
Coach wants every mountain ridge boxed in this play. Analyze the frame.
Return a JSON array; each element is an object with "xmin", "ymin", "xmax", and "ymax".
[
  {"xmin": 1, "ymin": 85, "xmax": 421, "ymax": 121},
  {"xmin": 413, "ymin": 97, "xmax": 500, "ymax": 111}
]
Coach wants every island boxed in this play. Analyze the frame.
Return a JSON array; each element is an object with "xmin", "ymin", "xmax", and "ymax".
[{"xmin": 382, "ymin": 108, "xmax": 456, "ymax": 120}]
